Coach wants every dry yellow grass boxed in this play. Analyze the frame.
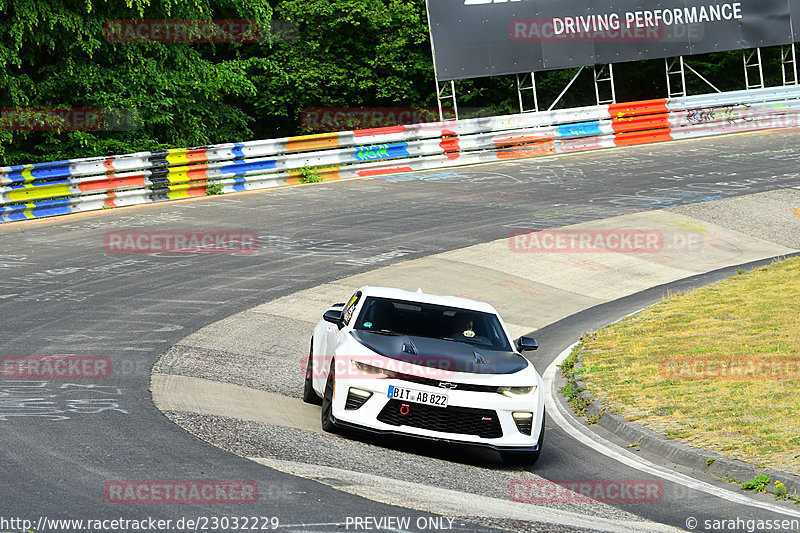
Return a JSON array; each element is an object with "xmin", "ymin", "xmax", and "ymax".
[{"xmin": 577, "ymin": 257, "xmax": 800, "ymax": 475}]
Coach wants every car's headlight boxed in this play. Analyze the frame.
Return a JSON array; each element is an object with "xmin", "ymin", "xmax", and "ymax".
[
  {"xmin": 497, "ymin": 385, "xmax": 536, "ymax": 397},
  {"xmin": 353, "ymin": 360, "xmax": 390, "ymax": 377}
]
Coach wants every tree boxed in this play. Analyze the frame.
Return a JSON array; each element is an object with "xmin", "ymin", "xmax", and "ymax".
[
  {"xmin": 0, "ymin": 0, "xmax": 271, "ymax": 164},
  {"xmin": 248, "ymin": 0, "xmax": 435, "ymax": 137}
]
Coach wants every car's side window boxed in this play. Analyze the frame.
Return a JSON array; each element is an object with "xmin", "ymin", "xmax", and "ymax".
[{"xmin": 342, "ymin": 291, "xmax": 362, "ymax": 326}]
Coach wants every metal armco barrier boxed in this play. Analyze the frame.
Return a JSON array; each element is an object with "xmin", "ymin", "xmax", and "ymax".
[{"xmin": 3, "ymin": 85, "xmax": 800, "ymax": 223}]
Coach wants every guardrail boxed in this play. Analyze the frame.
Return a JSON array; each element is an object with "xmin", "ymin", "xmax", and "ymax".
[{"xmin": 3, "ymin": 85, "xmax": 800, "ymax": 222}]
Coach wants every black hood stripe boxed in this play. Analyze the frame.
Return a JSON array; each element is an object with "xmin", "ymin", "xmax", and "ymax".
[{"xmin": 351, "ymin": 331, "xmax": 528, "ymax": 375}]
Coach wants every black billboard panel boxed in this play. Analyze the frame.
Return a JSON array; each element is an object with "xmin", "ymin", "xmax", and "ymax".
[
  {"xmin": 537, "ymin": 0, "xmax": 600, "ymax": 71},
  {"xmin": 735, "ymin": 0, "xmax": 791, "ymax": 49},
  {"xmin": 793, "ymin": 0, "xmax": 800, "ymax": 35},
  {"xmin": 427, "ymin": 0, "xmax": 796, "ymax": 81}
]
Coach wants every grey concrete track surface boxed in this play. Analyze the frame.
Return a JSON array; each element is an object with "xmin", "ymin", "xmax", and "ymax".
[
  {"xmin": 150, "ymin": 189, "xmax": 800, "ymax": 532},
  {"xmin": 1, "ymin": 130, "xmax": 800, "ymax": 531}
]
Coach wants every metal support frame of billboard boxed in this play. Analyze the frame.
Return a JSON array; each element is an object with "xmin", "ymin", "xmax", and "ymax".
[
  {"xmin": 685, "ymin": 60, "xmax": 723, "ymax": 92},
  {"xmin": 436, "ymin": 81, "xmax": 458, "ymax": 121},
  {"xmin": 427, "ymin": 0, "xmax": 800, "ymax": 121},
  {"xmin": 425, "ymin": 0, "xmax": 458, "ymax": 122},
  {"xmin": 666, "ymin": 57, "xmax": 688, "ymax": 97},
  {"xmin": 546, "ymin": 67, "xmax": 585, "ymax": 112},
  {"xmin": 744, "ymin": 48, "xmax": 766, "ymax": 89},
  {"xmin": 781, "ymin": 44, "xmax": 799, "ymax": 85},
  {"xmin": 516, "ymin": 72, "xmax": 539, "ymax": 113},
  {"xmin": 433, "ymin": 44, "xmax": 798, "ymax": 120},
  {"xmin": 515, "ymin": 66, "xmax": 615, "ymax": 114},
  {"xmin": 593, "ymin": 64, "xmax": 617, "ymax": 105},
  {"xmin": 664, "ymin": 55, "xmax": 730, "ymax": 97}
]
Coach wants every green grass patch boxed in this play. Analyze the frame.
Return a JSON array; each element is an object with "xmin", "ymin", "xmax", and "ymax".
[
  {"xmin": 559, "ymin": 382, "xmax": 591, "ymax": 416},
  {"xmin": 577, "ymin": 257, "xmax": 800, "ymax": 475}
]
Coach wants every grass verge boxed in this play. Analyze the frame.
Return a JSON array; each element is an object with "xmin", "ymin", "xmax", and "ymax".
[{"xmin": 576, "ymin": 257, "xmax": 800, "ymax": 476}]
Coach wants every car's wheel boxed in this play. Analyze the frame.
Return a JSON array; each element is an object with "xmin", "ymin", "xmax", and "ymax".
[
  {"xmin": 321, "ymin": 359, "xmax": 338, "ymax": 433},
  {"xmin": 501, "ymin": 409, "xmax": 545, "ymax": 466},
  {"xmin": 302, "ymin": 340, "xmax": 322, "ymax": 405}
]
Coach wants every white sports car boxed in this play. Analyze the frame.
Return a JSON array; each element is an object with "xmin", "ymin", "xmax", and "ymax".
[{"xmin": 303, "ymin": 286, "xmax": 545, "ymax": 465}]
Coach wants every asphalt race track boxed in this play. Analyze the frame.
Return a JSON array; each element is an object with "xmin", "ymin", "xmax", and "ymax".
[{"xmin": 2, "ymin": 129, "xmax": 800, "ymax": 532}]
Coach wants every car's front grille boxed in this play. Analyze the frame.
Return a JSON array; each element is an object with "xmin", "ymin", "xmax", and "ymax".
[
  {"xmin": 377, "ymin": 400, "xmax": 502, "ymax": 439},
  {"xmin": 393, "ymin": 373, "xmax": 498, "ymax": 393}
]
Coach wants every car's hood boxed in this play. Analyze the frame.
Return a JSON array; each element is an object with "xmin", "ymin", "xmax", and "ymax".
[{"xmin": 351, "ymin": 330, "xmax": 528, "ymax": 375}]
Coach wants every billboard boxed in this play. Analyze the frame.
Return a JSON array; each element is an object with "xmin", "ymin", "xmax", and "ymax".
[{"xmin": 427, "ymin": 0, "xmax": 797, "ymax": 81}]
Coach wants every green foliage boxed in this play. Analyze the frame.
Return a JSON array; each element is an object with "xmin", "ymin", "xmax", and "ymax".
[
  {"xmin": 0, "ymin": 0, "xmax": 780, "ymax": 166},
  {"xmin": 250, "ymin": 0, "xmax": 435, "ymax": 137},
  {"xmin": 627, "ymin": 436, "xmax": 643, "ymax": 448},
  {"xmin": 205, "ymin": 177, "xmax": 223, "ymax": 195},
  {"xmin": 560, "ymin": 382, "xmax": 591, "ymax": 416},
  {"xmin": 558, "ymin": 345, "xmax": 582, "ymax": 377},
  {"xmin": 741, "ymin": 474, "xmax": 770, "ymax": 493},
  {"xmin": 297, "ymin": 165, "xmax": 322, "ymax": 183},
  {"xmin": 0, "ymin": 0, "xmax": 271, "ymax": 164},
  {"xmin": 774, "ymin": 480, "xmax": 788, "ymax": 500}
]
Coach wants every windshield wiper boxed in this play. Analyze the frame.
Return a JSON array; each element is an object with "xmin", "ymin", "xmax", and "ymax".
[
  {"xmin": 368, "ymin": 329, "xmax": 401, "ymax": 336},
  {"xmin": 442, "ymin": 337, "xmax": 478, "ymax": 346},
  {"xmin": 442, "ymin": 337, "xmax": 499, "ymax": 350}
]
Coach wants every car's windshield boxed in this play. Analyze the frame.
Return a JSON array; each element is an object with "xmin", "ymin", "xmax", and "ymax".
[{"xmin": 353, "ymin": 296, "xmax": 512, "ymax": 351}]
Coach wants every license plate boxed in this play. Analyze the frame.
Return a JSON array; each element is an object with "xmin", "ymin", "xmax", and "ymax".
[{"xmin": 387, "ymin": 385, "xmax": 448, "ymax": 407}]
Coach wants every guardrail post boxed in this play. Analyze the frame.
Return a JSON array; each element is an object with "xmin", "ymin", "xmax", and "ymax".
[
  {"xmin": 743, "ymin": 48, "xmax": 765, "ymax": 90},
  {"xmin": 516, "ymin": 72, "xmax": 539, "ymax": 113},
  {"xmin": 593, "ymin": 64, "xmax": 616, "ymax": 105},
  {"xmin": 781, "ymin": 44, "xmax": 798, "ymax": 86},
  {"xmin": 666, "ymin": 57, "xmax": 687, "ymax": 98}
]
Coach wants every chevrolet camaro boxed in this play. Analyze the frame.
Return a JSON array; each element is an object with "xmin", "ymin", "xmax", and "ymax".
[{"xmin": 303, "ymin": 286, "xmax": 545, "ymax": 464}]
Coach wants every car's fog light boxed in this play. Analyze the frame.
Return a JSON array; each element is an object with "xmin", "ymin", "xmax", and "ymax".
[
  {"xmin": 345, "ymin": 387, "xmax": 373, "ymax": 410},
  {"xmin": 512, "ymin": 411, "xmax": 533, "ymax": 435}
]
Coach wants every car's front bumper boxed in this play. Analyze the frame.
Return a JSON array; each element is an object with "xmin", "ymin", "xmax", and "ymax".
[
  {"xmin": 331, "ymin": 376, "xmax": 545, "ymax": 449},
  {"xmin": 332, "ymin": 418, "xmax": 542, "ymax": 452}
]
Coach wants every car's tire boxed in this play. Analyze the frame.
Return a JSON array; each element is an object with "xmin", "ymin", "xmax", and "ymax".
[
  {"xmin": 321, "ymin": 359, "xmax": 338, "ymax": 433},
  {"xmin": 501, "ymin": 409, "xmax": 545, "ymax": 466},
  {"xmin": 302, "ymin": 340, "xmax": 322, "ymax": 405}
]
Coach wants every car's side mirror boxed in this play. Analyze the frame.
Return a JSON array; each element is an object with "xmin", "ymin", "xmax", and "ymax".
[
  {"xmin": 323, "ymin": 308, "xmax": 344, "ymax": 327},
  {"xmin": 516, "ymin": 336, "xmax": 538, "ymax": 352}
]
